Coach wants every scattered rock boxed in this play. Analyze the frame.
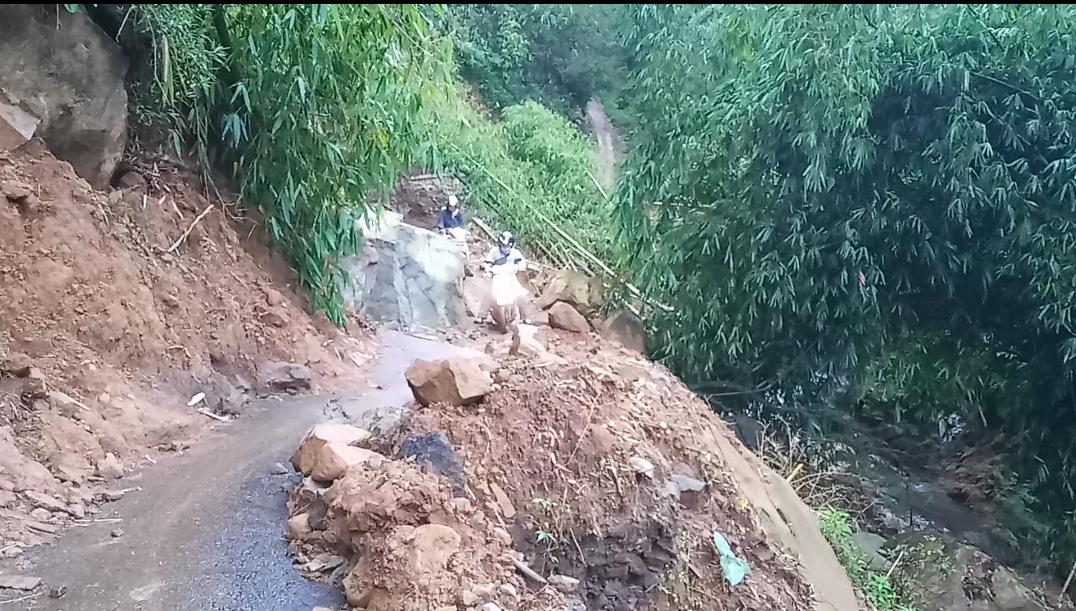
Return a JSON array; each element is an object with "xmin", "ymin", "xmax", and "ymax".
[
  {"xmin": 115, "ymin": 170, "xmax": 145, "ymax": 189},
  {"xmin": 405, "ymin": 358, "xmax": 492, "ymax": 406},
  {"xmin": 68, "ymin": 502, "xmax": 86, "ymax": 519},
  {"xmin": 628, "ymin": 456, "xmax": 656, "ymax": 479},
  {"xmin": 30, "ymin": 507, "xmax": 52, "ymax": 522},
  {"xmin": 24, "ymin": 490, "xmax": 70, "ymax": 514},
  {"xmin": 399, "ymin": 432, "xmax": 467, "ymax": 496},
  {"xmin": 49, "ymin": 584, "xmax": 67, "ymax": 599},
  {"xmin": 479, "ymin": 603, "xmax": 503, "ymax": 611},
  {"xmin": 287, "ymin": 513, "xmax": 312, "ymax": 541},
  {"xmin": 0, "ymin": 574, "xmax": 41, "ymax": 590},
  {"xmin": 99, "ymin": 488, "xmax": 130, "ymax": 502},
  {"xmin": 309, "ymin": 443, "xmax": 382, "ymax": 483},
  {"xmin": 0, "ymin": 490, "xmax": 14, "ymax": 508},
  {"xmin": 292, "ymin": 424, "xmax": 374, "ymax": 478},
  {"xmin": 548, "ymin": 575, "xmax": 580, "ymax": 593},
  {"xmin": 204, "ymin": 373, "xmax": 249, "ymax": 417},
  {"xmin": 536, "ymin": 269, "xmax": 604, "ymax": 314},
  {"xmin": 258, "ymin": 361, "xmax": 313, "ymax": 392},
  {"xmin": 0, "ymin": 98, "xmax": 38, "ymax": 151},
  {"xmin": 510, "ymin": 324, "xmax": 548, "ymax": 357},
  {"xmin": 489, "ymin": 482, "xmax": 516, "ymax": 519},
  {"xmin": 601, "ymin": 309, "xmax": 646, "ymax": 353},
  {"xmin": 850, "ymin": 531, "xmax": 889, "ymax": 572},
  {"xmin": 259, "ymin": 307, "xmax": 289, "ymax": 328},
  {"xmin": 548, "ymin": 302, "xmax": 591, "ymax": 334},
  {"xmin": 96, "ymin": 452, "xmax": 124, "ymax": 480},
  {"xmin": 461, "ymin": 590, "xmax": 480, "ymax": 606},
  {"xmin": 498, "ymin": 583, "xmax": 518, "ymax": 599},
  {"xmin": 271, "ymin": 462, "xmax": 290, "ymax": 475},
  {"xmin": 110, "ymin": 528, "xmax": 124, "ymax": 538},
  {"xmin": 0, "ymin": 352, "xmax": 32, "ymax": 377},
  {"xmin": 664, "ymin": 474, "xmax": 706, "ymax": 507}
]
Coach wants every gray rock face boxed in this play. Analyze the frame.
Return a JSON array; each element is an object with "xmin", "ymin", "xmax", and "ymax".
[
  {"xmin": 341, "ymin": 210, "xmax": 466, "ymax": 331},
  {"xmin": 0, "ymin": 5, "xmax": 128, "ymax": 187}
]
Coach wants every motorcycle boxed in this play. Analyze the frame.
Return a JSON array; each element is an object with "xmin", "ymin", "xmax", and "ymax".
[{"xmin": 486, "ymin": 259, "xmax": 528, "ymax": 334}]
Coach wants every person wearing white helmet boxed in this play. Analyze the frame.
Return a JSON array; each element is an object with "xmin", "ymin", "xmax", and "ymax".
[
  {"xmin": 437, "ymin": 194, "xmax": 465, "ymax": 232},
  {"xmin": 484, "ymin": 231, "xmax": 525, "ymax": 273},
  {"xmin": 478, "ymin": 231, "xmax": 530, "ymax": 324}
]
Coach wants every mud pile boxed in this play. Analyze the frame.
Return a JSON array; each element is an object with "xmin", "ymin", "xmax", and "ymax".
[
  {"xmin": 0, "ymin": 142, "xmax": 370, "ymax": 556},
  {"xmin": 287, "ymin": 329, "xmax": 857, "ymax": 610}
]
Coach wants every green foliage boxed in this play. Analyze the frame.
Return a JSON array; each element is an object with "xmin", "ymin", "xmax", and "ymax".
[
  {"xmin": 444, "ymin": 4, "xmax": 636, "ymax": 128},
  {"xmin": 819, "ymin": 508, "xmax": 917, "ymax": 611},
  {"xmin": 130, "ymin": 4, "xmax": 451, "ymax": 323},
  {"xmin": 418, "ymin": 85, "xmax": 615, "ymax": 269},
  {"xmin": 617, "ymin": 4, "xmax": 1076, "ymax": 565}
]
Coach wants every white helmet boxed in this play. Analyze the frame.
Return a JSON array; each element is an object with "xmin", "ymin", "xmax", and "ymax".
[
  {"xmin": 447, "ymin": 195, "xmax": 459, "ymax": 209},
  {"xmin": 498, "ymin": 231, "xmax": 515, "ymax": 249}
]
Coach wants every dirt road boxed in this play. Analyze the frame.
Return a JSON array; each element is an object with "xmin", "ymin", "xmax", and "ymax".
[{"xmin": 6, "ymin": 332, "xmax": 477, "ymax": 611}]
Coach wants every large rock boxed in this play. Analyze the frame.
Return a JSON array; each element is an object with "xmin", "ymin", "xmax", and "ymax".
[
  {"xmin": 601, "ymin": 310, "xmax": 646, "ymax": 353},
  {"xmin": 894, "ymin": 533, "xmax": 1046, "ymax": 611},
  {"xmin": 309, "ymin": 444, "xmax": 383, "ymax": 482},
  {"xmin": 398, "ymin": 432, "xmax": 467, "ymax": 496},
  {"xmin": 258, "ymin": 361, "xmax": 313, "ymax": 392},
  {"xmin": 292, "ymin": 424, "xmax": 376, "ymax": 482},
  {"xmin": 0, "ymin": 5, "xmax": 127, "ymax": 187},
  {"xmin": 536, "ymin": 270, "xmax": 604, "ymax": 314},
  {"xmin": 0, "ymin": 95, "xmax": 37, "ymax": 151},
  {"xmin": 548, "ymin": 302, "xmax": 591, "ymax": 334},
  {"xmin": 510, "ymin": 324, "xmax": 548, "ymax": 357},
  {"xmin": 405, "ymin": 359, "xmax": 492, "ymax": 406},
  {"xmin": 341, "ymin": 210, "xmax": 467, "ymax": 332}
]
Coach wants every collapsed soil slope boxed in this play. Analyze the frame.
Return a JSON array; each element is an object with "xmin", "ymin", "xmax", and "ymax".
[
  {"xmin": 0, "ymin": 142, "xmax": 369, "ymax": 555},
  {"xmin": 287, "ymin": 327, "xmax": 857, "ymax": 610}
]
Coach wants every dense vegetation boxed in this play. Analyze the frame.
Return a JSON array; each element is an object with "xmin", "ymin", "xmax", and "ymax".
[
  {"xmin": 106, "ymin": 4, "xmax": 608, "ymax": 323},
  {"xmin": 616, "ymin": 4, "xmax": 1076, "ymax": 567},
  {"xmin": 92, "ymin": 1, "xmax": 1076, "ymax": 577},
  {"xmin": 444, "ymin": 4, "xmax": 636, "ymax": 129}
]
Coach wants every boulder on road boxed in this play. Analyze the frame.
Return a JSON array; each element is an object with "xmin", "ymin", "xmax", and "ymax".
[
  {"xmin": 258, "ymin": 361, "xmax": 313, "ymax": 392},
  {"xmin": 0, "ymin": 5, "xmax": 128, "ymax": 187},
  {"xmin": 340, "ymin": 210, "xmax": 467, "ymax": 332},
  {"xmin": 292, "ymin": 424, "xmax": 375, "ymax": 482},
  {"xmin": 536, "ymin": 269, "xmax": 603, "ymax": 314},
  {"xmin": 548, "ymin": 302, "xmax": 591, "ymax": 334},
  {"xmin": 405, "ymin": 359, "xmax": 492, "ymax": 406}
]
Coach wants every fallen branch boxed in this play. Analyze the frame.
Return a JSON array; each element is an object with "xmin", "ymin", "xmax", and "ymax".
[
  {"xmin": 512, "ymin": 558, "xmax": 548, "ymax": 585},
  {"xmin": 0, "ymin": 592, "xmax": 38, "ymax": 606},
  {"xmin": 443, "ymin": 144, "xmax": 672, "ymax": 312},
  {"xmin": 166, "ymin": 204, "xmax": 214, "ymax": 253},
  {"xmin": 885, "ymin": 548, "xmax": 906, "ymax": 580},
  {"xmin": 1060, "ymin": 556, "xmax": 1076, "ymax": 606},
  {"xmin": 197, "ymin": 408, "xmax": 229, "ymax": 423}
]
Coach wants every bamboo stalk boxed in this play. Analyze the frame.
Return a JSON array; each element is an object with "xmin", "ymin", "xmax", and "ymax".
[
  {"xmin": 1059, "ymin": 556, "xmax": 1076, "ymax": 606},
  {"xmin": 446, "ymin": 143, "xmax": 672, "ymax": 312}
]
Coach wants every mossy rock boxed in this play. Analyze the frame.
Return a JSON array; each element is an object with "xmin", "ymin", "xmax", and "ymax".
[{"xmin": 892, "ymin": 532, "xmax": 1045, "ymax": 611}]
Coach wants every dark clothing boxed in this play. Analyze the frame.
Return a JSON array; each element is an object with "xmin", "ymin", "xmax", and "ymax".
[{"xmin": 437, "ymin": 208, "xmax": 465, "ymax": 229}]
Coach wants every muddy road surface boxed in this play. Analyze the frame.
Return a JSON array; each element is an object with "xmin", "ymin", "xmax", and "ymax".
[{"xmin": 8, "ymin": 332, "xmax": 477, "ymax": 611}]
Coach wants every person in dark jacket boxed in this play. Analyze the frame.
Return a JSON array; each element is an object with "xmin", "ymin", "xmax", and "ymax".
[{"xmin": 437, "ymin": 195, "xmax": 465, "ymax": 231}]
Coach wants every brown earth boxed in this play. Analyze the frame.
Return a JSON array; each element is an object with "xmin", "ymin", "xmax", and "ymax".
[
  {"xmin": 0, "ymin": 141, "xmax": 371, "ymax": 555},
  {"xmin": 288, "ymin": 324, "xmax": 859, "ymax": 611}
]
